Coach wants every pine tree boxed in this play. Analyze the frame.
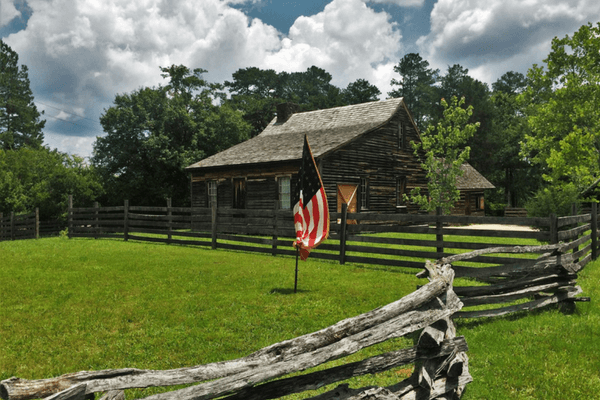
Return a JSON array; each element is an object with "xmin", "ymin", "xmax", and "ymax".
[{"xmin": 0, "ymin": 39, "xmax": 45, "ymax": 149}]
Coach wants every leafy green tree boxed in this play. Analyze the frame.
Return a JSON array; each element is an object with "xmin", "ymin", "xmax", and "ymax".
[
  {"xmin": 388, "ymin": 53, "xmax": 439, "ymax": 130},
  {"xmin": 405, "ymin": 96, "xmax": 479, "ymax": 214},
  {"xmin": 520, "ymin": 22, "xmax": 600, "ymax": 203},
  {"xmin": 342, "ymin": 78, "xmax": 381, "ymax": 105},
  {"xmin": 93, "ymin": 65, "xmax": 251, "ymax": 206},
  {"xmin": 486, "ymin": 72, "xmax": 543, "ymax": 210},
  {"xmin": 0, "ymin": 147, "xmax": 102, "ymax": 220},
  {"xmin": 0, "ymin": 39, "xmax": 45, "ymax": 149},
  {"xmin": 226, "ymin": 66, "xmax": 365, "ymax": 137}
]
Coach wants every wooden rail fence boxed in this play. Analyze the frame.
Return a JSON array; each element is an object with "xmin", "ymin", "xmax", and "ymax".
[
  {"xmin": 67, "ymin": 198, "xmax": 597, "ymax": 270},
  {"xmin": 0, "ymin": 210, "xmax": 66, "ymax": 241},
  {"xmin": 0, "ymin": 263, "xmax": 469, "ymax": 400},
  {"xmin": 66, "ymin": 197, "xmax": 597, "ymax": 319},
  {"xmin": 0, "ymin": 210, "xmax": 39, "ymax": 241}
]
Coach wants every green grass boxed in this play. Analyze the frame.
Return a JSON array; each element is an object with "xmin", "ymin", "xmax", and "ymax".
[{"xmin": 1, "ymin": 236, "xmax": 599, "ymax": 399}]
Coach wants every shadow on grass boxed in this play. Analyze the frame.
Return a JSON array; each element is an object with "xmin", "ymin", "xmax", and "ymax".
[{"xmin": 269, "ymin": 288, "xmax": 309, "ymax": 295}]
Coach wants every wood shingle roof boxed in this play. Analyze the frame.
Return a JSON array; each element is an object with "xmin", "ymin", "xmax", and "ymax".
[
  {"xmin": 186, "ymin": 98, "xmax": 406, "ymax": 170},
  {"xmin": 457, "ymin": 163, "xmax": 495, "ymax": 190}
]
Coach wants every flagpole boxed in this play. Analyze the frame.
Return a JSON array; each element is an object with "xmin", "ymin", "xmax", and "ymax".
[{"xmin": 294, "ymin": 247, "xmax": 299, "ymax": 293}]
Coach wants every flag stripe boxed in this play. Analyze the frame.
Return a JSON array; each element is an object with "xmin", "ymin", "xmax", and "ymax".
[{"xmin": 294, "ymin": 135, "xmax": 329, "ymax": 260}]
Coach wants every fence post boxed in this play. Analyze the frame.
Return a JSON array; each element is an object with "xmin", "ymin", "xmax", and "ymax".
[
  {"xmin": 550, "ymin": 213, "xmax": 558, "ymax": 244},
  {"xmin": 211, "ymin": 204, "xmax": 217, "ymax": 250},
  {"xmin": 0, "ymin": 212, "xmax": 3, "ymax": 241},
  {"xmin": 272, "ymin": 201, "xmax": 279, "ymax": 257},
  {"xmin": 571, "ymin": 203, "xmax": 579, "ymax": 263},
  {"xmin": 124, "ymin": 200, "xmax": 129, "ymax": 241},
  {"xmin": 340, "ymin": 203, "xmax": 348, "ymax": 265},
  {"xmin": 94, "ymin": 202, "xmax": 99, "ymax": 239},
  {"xmin": 436, "ymin": 207, "xmax": 444, "ymax": 257},
  {"xmin": 167, "ymin": 198, "xmax": 172, "ymax": 244},
  {"xmin": 35, "ymin": 208, "xmax": 39, "ymax": 239},
  {"xmin": 10, "ymin": 212, "xmax": 15, "ymax": 241},
  {"xmin": 68, "ymin": 195, "xmax": 73, "ymax": 238},
  {"xmin": 592, "ymin": 202, "xmax": 598, "ymax": 260}
]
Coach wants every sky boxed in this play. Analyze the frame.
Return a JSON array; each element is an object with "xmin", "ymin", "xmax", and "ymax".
[{"xmin": 1, "ymin": 0, "xmax": 599, "ymax": 159}]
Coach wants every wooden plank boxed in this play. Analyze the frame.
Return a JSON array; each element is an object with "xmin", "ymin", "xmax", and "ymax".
[
  {"xmin": 72, "ymin": 220, "xmax": 124, "ymax": 226},
  {"xmin": 127, "ymin": 235, "xmax": 169, "ymax": 244},
  {"xmin": 453, "ymin": 273, "xmax": 575, "ymax": 297},
  {"xmin": 222, "ymin": 337, "xmax": 468, "ymax": 400},
  {"xmin": 218, "ymin": 234, "xmax": 273, "ymax": 246},
  {"xmin": 71, "ymin": 206, "xmax": 124, "ymax": 212},
  {"xmin": 557, "ymin": 213, "xmax": 591, "ymax": 228},
  {"xmin": 347, "ymin": 224, "xmax": 432, "ymax": 234},
  {"xmin": 345, "ymin": 244, "xmax": 442, "ymax": 260},
  {"xmin": 460, "ymin": 280, "xmax": 575, "ymax": 307},
  {"xmin": 442, "ymin": 228, "xmax": 542, "ymax": 240},
  {"xmin": 128, "ymin": 206, "xmax": 168, "ymax": 213},
  {"xmin": 558, "ymin": 224, "xmax": 591, "ymax": 242},
  {"xmin": 69, "ymin": 233, "xmax": 124, "ymax": 239},
  {"xmin": 454, "ymin": 286, "xmax": 582, "ymax": 319}
]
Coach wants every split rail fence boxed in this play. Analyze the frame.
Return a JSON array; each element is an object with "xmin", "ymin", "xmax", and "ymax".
[{"xmin": 0, "ymin": 263, "xmax": 470, "ymax": 400}]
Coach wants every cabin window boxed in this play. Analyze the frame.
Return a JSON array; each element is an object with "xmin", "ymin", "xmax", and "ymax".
[
  {"xmin": 207, "ymin": 181, "xmax": 218, "ymax": 208},
  {"xmin": 278, "ymin": 176, "xmax": 291, "ymax": 210},
  {"xmin": 360, "ymin": 178, "xmax": 369, "ymax": 210},
  {"xmin": 398, "ymin": 123, "xmax": 405, "ymax": 149},
  {"xmin": 396, "ymin": 177, "xmax": 407, "ymax": 207}
]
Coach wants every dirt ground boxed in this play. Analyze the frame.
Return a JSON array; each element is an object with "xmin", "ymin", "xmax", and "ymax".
[{"xmin": 448, "ymin": 223, "xmax": 539, "ymax": 232}]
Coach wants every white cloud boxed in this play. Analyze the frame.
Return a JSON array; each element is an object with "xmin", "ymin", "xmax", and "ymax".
[
  {"xmin": 264, "ymin": 0, "xmax": 402, "ymax": 90},
  {"xmin": 0, "ymin": 0, "xmax": 20, "ymax": 27},
  {"xmin": 368, "ymin": 0, "xmax": 425, "ymax": 7},
  {"xmin": 418, "ymin": 0, "xmax": 600, "ymax": 84},
  {"xmin": 3, "ymin": 0, "xmax": 404, "ymax": 157}
]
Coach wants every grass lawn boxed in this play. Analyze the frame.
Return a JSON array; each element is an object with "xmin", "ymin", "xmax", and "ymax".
[{"xmin": 0, "ymin": 236, "xmax": 599, "ymax": 399}]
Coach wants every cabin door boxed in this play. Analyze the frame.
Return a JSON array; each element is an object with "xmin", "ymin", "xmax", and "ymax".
[
  {"xmin": 337, "ymin": 184, "xmax": 358, "ymax": 224},
  {"xmin": 233, "ymin": 178, "xmax": 246, "ymax": 209}
]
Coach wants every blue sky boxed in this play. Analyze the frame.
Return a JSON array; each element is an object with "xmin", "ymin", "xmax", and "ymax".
[{"xmin": 1, "ymin": 0, "xmax": 598, "ymax": 158}]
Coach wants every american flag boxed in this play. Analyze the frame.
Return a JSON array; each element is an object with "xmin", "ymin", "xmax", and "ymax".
[{"xmin": 293, "ymin": 135, "xmax": 330, "ymax": 260}]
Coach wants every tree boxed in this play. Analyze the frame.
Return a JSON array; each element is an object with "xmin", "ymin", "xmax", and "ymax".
[
  {"xmin": 0, "ymin": 147, "xmax": 102, "ymax": 220},
  {"xmin": 520, "ymin": 22, "xmax": 600, "ymax": 206},
  {"xmin": 225, "ymin": 66, "xmax": 370, "ymax": 137},
  {"xmin": 486, "ymin": 72, "xmax": 542, "ymax": 210},
  {"xmin": 388, "ymin": 53, "xmax": 439, "ymax": 130},
  {"xmin": 341, "ymin": 78, "xmax": 381, "ymax": 105},
  {"xmin": 0, "ymin": 39, "xmax": 45, "ymax": 149},
  {"xmin": 405, "ymin": 96, "xmax": 479, "ymax": 214},
  {"xmin": 93, "ymin": 65, "xmax": 251, "ymax": 206}
]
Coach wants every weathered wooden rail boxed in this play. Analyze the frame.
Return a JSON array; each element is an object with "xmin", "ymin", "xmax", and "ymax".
[{"xmin": 0, "ymin": 263, "xmax": 469, "ymax": 400}]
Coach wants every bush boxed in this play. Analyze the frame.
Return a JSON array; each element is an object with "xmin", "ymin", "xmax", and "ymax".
[{"xmin": 525, "ymin": 184, "xmax": 580, "ymax": 217}]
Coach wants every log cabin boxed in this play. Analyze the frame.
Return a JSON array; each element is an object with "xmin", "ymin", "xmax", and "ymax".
[{"xmin": 186, "ymin": 98, "xmax": 494, "ymax": 216}]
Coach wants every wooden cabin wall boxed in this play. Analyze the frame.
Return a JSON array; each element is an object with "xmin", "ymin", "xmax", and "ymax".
[
  {"xmin": 247, "ymin": 178, "xmax": 277, "ymax": 209},
  {"xmin": 321, "ymin": 108, "xmax": 428, "ymax": 214},
  {"xmin": 191, "ymin": 180, "xmax": 207, "ymax": 208},
  {"xmin": 452, "ymin": 190, "xmax": 485, "ymax": 216}
]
